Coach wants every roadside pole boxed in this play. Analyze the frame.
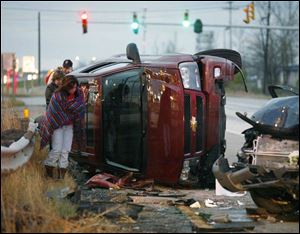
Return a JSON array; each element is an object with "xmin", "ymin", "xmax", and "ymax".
[{"xmin": 1, "ymin": 54, "xmax": 4, "ymax": 102}]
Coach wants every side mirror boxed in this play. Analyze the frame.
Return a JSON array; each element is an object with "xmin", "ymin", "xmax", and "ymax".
[{"xmin": 126, "ymin": 43, "xmax": 141, "ymax": 64}]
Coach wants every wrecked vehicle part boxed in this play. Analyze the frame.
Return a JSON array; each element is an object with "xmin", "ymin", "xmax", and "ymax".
[
  {"xmin": 85, "ymin": 173, "xmax": 121, "ymax": 189},
  {"xmin": 236, "ymin": 96, "xmax": 299, "ymax": 139},
  {"xmin": 85, "ymin": 172, "xmax": 155, "ymax": 190},
  {"xmin": 213, "ymin": 87, "xmax": 299, "ymax": 213},
  {"xmin": 268, "ymin": 85, "xmax": 298, "ymax": 98}
]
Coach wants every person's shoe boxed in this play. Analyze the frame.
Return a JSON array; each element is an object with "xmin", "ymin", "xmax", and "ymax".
[
  {"xmin": 58, "ymin": 168, "xmax": 67, "ymax": 180},
  {"xmin": 45, "ymin": 165, "xmax": 55, "ymax": 178}
]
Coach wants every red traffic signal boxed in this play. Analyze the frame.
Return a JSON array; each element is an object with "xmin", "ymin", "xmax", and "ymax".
[{"xmin": 81, "ymin": 12, "xmax": 88, "ymax": 34}]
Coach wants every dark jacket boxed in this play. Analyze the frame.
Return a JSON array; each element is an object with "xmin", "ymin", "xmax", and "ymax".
[{"xmin": 45, "ymin": 82, "xmax": 58, "ymax": 108}]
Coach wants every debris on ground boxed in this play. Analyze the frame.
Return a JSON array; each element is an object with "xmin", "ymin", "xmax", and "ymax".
[
  {"xmin": 85, "ymin": 173, "xmax": 122, "ymax": 189},
  {"xmin": 205, "ymin": 199, "xmax": 218, "ymax": 208},
  {"xmin": 85, "ymin": 172, "xmax": 155, "ymax": 190},
  {"xmin": 64, "ymin": 159, "xmax": 299, "ymax": 233},
  {"xmin": 237, "ymin": 200, "xmax": 245, "ymax": 206},
  {"xmin": 190, "ymin": 201, "xmax": 201, "ymax": 208},
  {"xmin": 209, "ymin": 213, "xmax": 231, "ymax": 223},
  {"xmin": 266, "ymin": 216, "xmax": 277, "ymax": 223},
  {"xmin": 46, "ymin": 186, "xmax": 75, "ymax": 200}
]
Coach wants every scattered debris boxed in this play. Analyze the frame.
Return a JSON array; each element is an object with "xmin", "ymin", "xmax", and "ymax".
[
  {"xmin": 171, "ymin": 198, "xmax": 197, "ymax": 206},
  {"xmin": 85, "ymin": 172, "xmax": 155, "ymax": 190},
  {"xmin": 266, "ymin": 215, "xmax": 277, "ymax": 223},
  {"xmin": 46, "ymin": 186, "xmax": 74, "ymax": 200},
  {"xmin": 190, "ymin": 201, "xmax": 201, "ymax": 208},
  {"xmin": 85, "ymin": 173, "xmax": 122, "ymax": 189},
  {"xmin": 177, "ymin": 206, "xmax": 255, "ymax": 232},
  {"xmin": 215, "ymin": 179, "xmax": 246, "ymax": 197},
  {"xmin": 237, "ymin": 200, "xmax": 245, "ymax": 206},
  {"xmin": 209, "ymin": 213, "xmax": 231, "ymax": 223},
  {"xmin": 205, "ymin": 199, "xmax": 218, "ymax": 208},
  {"xmin": 129, "ymin": 196, "xmax": 178, "ymax": 206}
]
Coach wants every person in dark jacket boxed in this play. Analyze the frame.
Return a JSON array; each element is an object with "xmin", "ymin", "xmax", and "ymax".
[{"xmin": 45, "ymin": 69, "xmax": 64, "ymax": 108}]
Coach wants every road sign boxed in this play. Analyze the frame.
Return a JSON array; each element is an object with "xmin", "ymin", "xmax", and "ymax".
[
  {"xmin": 22, "ymin": 56, "xmax": 36, "ymax": 73},
  {"xmin": 2, "ymin": 53, "xmax": 15, "ymax": 70}
]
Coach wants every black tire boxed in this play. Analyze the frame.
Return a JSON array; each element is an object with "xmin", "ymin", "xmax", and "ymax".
[
  {"xmin": 250, "ymin": 188, "xmax": 299, "ymax": 214},
  {"xmin": 194, "ymin": 49, "xmax": 242, "ymax": 74}
]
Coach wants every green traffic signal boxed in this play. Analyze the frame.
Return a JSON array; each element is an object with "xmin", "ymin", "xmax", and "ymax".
[
  {"xmin": 131, "ymin": 12, "xmax": 139, "ymax": 34},
  {"xmin": 194, "ymin": 19, "xmax": 203, "ymax": 33},
  {"xmin": 182, "ymin": 10, "xmax": 190, "ymax": 27}
]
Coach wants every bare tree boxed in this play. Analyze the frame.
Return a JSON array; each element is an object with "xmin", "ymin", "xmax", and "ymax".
[{"xmin": 244, "ymin": 1, "xmax": 299, "ymax": 94}]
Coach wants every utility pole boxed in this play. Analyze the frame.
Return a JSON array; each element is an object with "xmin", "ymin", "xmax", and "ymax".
[
  {"xmin": 229, "ymin": 1, "xmax": 232, "ymax": 49},
  {"xmin": 38, "ymin": 11, "xmax": 41, "ymax": 86},
  {"xmin": 142, "ymin": 8, "xmax": 147, "ymax": 54},
  {"xmin": 223, "ymin": 1, "xmax": 238, "ymax": 49},
  {"xmin": 1, "ymin": 54, "xmax": 4, "ymax": 102},
  {"xmin": 263, "ymin": 1, "xmax": 271, "ymax": 95}
]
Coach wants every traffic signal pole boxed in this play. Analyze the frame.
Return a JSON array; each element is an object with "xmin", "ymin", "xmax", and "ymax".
[
  {"xmin": 229, "ymin": 1, "xmax": 232, "ymax": 49},
  {"xmin": 142, "ymin": 8, "xmax": 147, "ymax": 54},
  {"xmin": 84, "ymin": 20, "xmax": 299, "ymax": 31},
  {"xmin": 38, "ymin": 11, "xmax": 41, "ymax": 86}
]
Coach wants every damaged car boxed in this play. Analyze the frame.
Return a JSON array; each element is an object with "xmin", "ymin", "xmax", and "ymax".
[
  {"xmin": 213, "ymin": 85, "xmax": 299, "ymax": 213},
  {"xmin": 67, "ymin": 43, "xmax": 247, "ymax": 188}
]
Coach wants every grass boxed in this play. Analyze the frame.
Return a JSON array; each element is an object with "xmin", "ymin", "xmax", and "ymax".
[{"xmin": 1, "ymin": 99, "xmax": 121, "ymax": 233}]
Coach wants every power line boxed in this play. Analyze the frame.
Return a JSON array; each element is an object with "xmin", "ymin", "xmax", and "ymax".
[{"xmin": 1, "ymin": 4, "xmax": 246, "ymax": 14}]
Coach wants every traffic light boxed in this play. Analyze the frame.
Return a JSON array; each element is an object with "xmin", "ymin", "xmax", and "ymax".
[
  {"xmin": 182, "ymin": 10, "xmax": 190, "ymax": 27},
  {"xmin": 194, "ymin": 19, "xmax": 203, "ymax": 33},
  {"xmin": 131, "ymin": 12, "xmax": 139, "ymax": 34},
  {"xmin": 243, "ymin": 1, "xmax": 255, "ymax": 24},
  {"xmin": 249, "ymin": 1, "xmax": 255, "ymax": 20},
  {"xmin": 243, "ymin": 5, "xmax": 250, "ymax": 24},
  {"xmin": 81, "ymin": 11, "xmax": 88, "ymax": 34}
]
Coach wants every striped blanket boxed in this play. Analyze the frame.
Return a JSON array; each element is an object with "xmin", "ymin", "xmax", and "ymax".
[{"xmin": 39, "ymin": 88, "xmax": 86, "ymax": 149}]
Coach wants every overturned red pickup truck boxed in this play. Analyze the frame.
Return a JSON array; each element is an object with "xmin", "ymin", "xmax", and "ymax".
[{"xmin": 69, "ymin": 43, "xmax": 246, "ymax": 188}]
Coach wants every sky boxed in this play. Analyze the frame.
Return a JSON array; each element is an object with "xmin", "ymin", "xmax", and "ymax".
[{"xmin": 2, "ymin": 1, "xmax": 256, "ymax": 70}]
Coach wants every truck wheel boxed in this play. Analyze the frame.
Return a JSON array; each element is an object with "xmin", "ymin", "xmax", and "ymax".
[
  {"xmin": 197, "ymin": 144, "xmax": 220, "ymax": 189},
  {"xmin": 250, "ymin": 188, "xmax": 299, "ymax": 214}
]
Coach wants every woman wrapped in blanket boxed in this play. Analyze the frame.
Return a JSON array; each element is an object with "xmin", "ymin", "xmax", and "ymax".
[{"xmin": 39, "ymin": 75, "xmax": 86, "ymax": 179}]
